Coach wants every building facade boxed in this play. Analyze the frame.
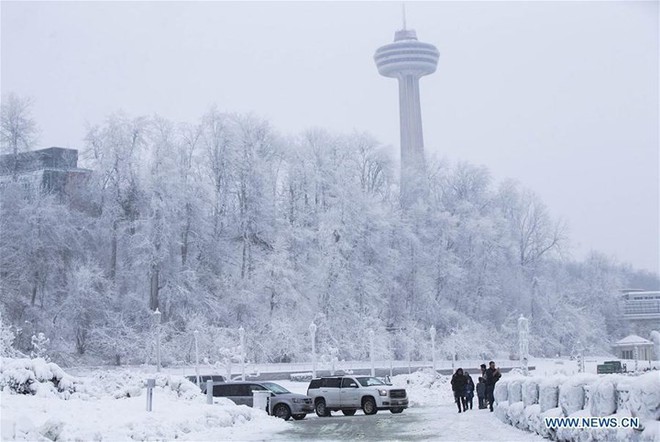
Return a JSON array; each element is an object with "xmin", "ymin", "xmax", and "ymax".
[{"xmin": 0, "ymin": 147, "xmax": 90, "ymax": 197}]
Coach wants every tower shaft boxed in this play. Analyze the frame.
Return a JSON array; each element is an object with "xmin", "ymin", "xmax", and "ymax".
[{"xmin": 398, "ymin": 75, "xmax": 427, "ymax": 204}]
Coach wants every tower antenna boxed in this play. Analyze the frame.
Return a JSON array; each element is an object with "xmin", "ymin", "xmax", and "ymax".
[{"xmin": 402, "ymin": 3, "xmax": 407, "ymax": 30}]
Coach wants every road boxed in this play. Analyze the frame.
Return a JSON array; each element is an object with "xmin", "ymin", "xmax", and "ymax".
[{"xmin": 271, "ymin": 404, "xmax": 543, "ymax": 441}]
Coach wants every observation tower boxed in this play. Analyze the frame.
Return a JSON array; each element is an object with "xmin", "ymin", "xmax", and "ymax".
[{"xmin": 374, "ymin": 18, "xmax": 439, "ymax": 206}]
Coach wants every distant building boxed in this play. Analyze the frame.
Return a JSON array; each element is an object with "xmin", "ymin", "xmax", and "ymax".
[
  {"xmin": 617, "ymin": 289, "xmax": 660, "ymax": 355},
  {"xmin": 619, "ymin": 289, "xmax": 660, "ymax": 321},
  {"xmin": 611, "ymin": 334, "xmax": 655, "ymax": 361},
  {"xmin": 0, "ymin": 147, "xmax": 90, "ymax": 197}
]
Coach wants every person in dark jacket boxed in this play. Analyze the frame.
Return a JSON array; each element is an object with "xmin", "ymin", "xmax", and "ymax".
[
  {"xmin": 476, "ymin": 377, "xmax": 486, "ymax": 409},
  {"xmin": 451, "ymin": 368, "xmax": 468, "ymax": 412},
  {"xmin": 484, "ymin": 361, "xmax": 501, "ymax": 412},
  {"xmin": 464, "ymin": 372, "xmax": 475, "ymax": 410}
]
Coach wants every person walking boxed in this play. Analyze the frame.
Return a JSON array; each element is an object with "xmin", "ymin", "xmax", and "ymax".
[
  {"xmin": 484, "ymin": 361, "xmax": 501, "ymax": 412},
  {"xmin": 464, "ymin": 372, "xmax": 475, "ymax": 410},
  {"xmin": 451, "ymin": 368, "xmax": 468, "ymax": 413},
  {"xmin": 476, "ymin": 377, "xmax": 486, "ymax": 409}
]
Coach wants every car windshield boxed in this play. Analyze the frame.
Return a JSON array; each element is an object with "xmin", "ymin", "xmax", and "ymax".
[
  {"xmin": 356, "ymin": 377, "xmax": 386, "ymax": 387},
  {"xmin": 261, "ymin": 382, "xmax": 291, "ymax": 394}
]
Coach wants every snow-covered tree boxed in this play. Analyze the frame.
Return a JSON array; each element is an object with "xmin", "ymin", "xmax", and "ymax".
[{"xmin": 30, "ymin": 332, "xmax": 50, "ymax": 360}]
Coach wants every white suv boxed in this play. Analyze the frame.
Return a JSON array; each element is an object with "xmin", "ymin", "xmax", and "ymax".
[{"xmin": 306, "ymin": 376, "xmax": 408, "ymax": 416}]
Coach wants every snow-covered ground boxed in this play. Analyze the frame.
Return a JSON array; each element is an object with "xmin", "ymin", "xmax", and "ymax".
[{"xmin": 0, "ymin": 358, "xmax": 286, "ymax": 441}]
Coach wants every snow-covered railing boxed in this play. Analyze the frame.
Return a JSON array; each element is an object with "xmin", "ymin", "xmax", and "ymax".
[{"xmin": 493, "ymin": 371, "xmax": 659, "ymax": 441}]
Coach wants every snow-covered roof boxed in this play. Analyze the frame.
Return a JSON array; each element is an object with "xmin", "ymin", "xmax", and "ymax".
[{"xmin": 613, "ymin": 334, "xmax": 653, "ymax": 346}]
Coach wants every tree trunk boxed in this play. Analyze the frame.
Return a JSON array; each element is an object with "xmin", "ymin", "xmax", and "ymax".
[
  {"xmin": 110, "ymin": 220, "xmax": 118, "ymax": 280},
  {"xmin": 181, "ymin": 214, "xmax": 190, "ymax": 267},
  {"xmin": 149, "ymin": 267, "xmax": 159, "ymax": 311}
]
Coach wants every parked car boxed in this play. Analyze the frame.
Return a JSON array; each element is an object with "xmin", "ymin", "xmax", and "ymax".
[
  {"xmin": 186, "ymin": 374, "xmax": 225, "ymax": 388},
  {"xmin": 202, "ymin": 381, "xmax": 313, "ymax": 421},
  {"xmin": 306, "ymin": 376, "xmax": 408, "ymax": 416}
]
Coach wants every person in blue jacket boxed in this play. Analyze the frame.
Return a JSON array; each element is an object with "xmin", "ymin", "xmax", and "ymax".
[
  {"xmin": 464, "ymin": 372, "xmax": 475, "ymax": 410},
  {"xmin": 476, "ymin": 376, "xmax": 487, "ymax": 409}
]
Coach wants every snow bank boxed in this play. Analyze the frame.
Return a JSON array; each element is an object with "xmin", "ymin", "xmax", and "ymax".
[
  {"xmin": 391, "ymin": 369, "xmax": 452, "ymax": 407},
  {"xmin": 2, "ymin": 389, "xmax": 286, "ymax": 441},
  {"xmin": 1, "ymin": 357, "xmax": 287, "ymax": 441}
]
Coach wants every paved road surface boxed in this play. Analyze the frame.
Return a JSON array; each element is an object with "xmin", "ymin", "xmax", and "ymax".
[{"xmin": 272, "ymin": 405, "xmax": 543, "ymax": 441}]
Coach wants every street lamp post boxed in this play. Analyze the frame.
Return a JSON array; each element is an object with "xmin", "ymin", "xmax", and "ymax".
[
  {"xmin": 369, "ymin": 330, "xmax": 375, "ymax": 377},
  {"xmin": 239, "ymin": 326, "xmax": 246, "ymax": 381},
  {"xmin": 575, "ymin": 340, "xmax": 585, "ymax": 374},
  {"xmin": 430, "ymin": 325, "xmax": 436, "ymax": 373},
  {"xmin": 451, "ymin": 332, "xmax": 456, "ymax": 371},
  {"xmin": 193, "ymin": 330, "xmax": 200, "ymax": 386},
  {"xmin": 518, "ymin": 314, "xmax": 529, "ymax": 375},
  {"xmin": 309, "ymin": 323, "xmax": 317, "ymax": 378},
  {"xmin": 153, "ymin": 308, "xmax": 162, "ymax": 373}
]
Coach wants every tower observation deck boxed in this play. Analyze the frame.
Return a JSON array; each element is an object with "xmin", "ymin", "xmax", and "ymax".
[{"xmin": 374, "ymin": 28, "xmax": 439, "ymax": 206}]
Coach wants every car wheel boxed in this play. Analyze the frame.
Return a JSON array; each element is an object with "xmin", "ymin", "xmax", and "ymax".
[
  {"xmin": 362, "ymin": 397, "xmax": 377, "ymax": 415},
  {"xmin": 273, "ymin": 403, "xmax": 292, "ymax": 421},
  {"xmin": 292, "ymin": 414, "xmax": 306, "ymax": 420},
  {"xmin": 315, "ymin": 399, "xmax": 330, "ymax": 417},
  {"xmin": 390, "ymin": 407, "xmax": 404, "ymax": 414},
  {"xmin": 342, "ymin": 409, "xmax": 357, "ymax": 416}
]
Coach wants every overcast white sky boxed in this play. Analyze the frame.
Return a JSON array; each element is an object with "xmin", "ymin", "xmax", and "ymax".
[{"xmin": 2, "ymin": 1, "xmax": 658, "ymax": 273}]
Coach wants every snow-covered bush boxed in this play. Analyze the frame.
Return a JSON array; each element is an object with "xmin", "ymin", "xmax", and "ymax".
[
  {"xmin": 539, "ymin": 375, "xmax": 564, "ymax": 412},
  {"xmin": 589, "ymin": 375, "xmax": 618, "ymax": 417},
  {"xmin": 507, "ymin": 401, "xmax": 526, "ymax": 430},
  {"xmin": 0, "ymin": 357, "xmax": 74, "ymax": 396},
  {"xmin": 555, "ymin": 408, "xmax": 590, "ymax": 442},
  {"xmin": 558, "ymin": 373, "xmax": 598, "ymax": 416},
  {"xmin": 494, "ymin": 400, "xmax": 510, "ymax": 424},
  {"xmin": 641, "ymin": 421, "xmax": 660, "ymax": 442},
  {"xmin": 78, "ymin": 368, "xmax": 201, "ymax": 400},
  {"xmin": 522, "ymin": 378, "xmax": 539, "ymax": 406},
  {"xmin": 494, "ymin": 379, "xmax": 508, "ymax": 403},
  {"xmin": 540, "ymin": 407, "xmax": 562, "ymax": 439},
  {"xmin": 289, "ymin": 372, "xmax": 312, "ymax": 382},
  {"xmin": 524, "ymin": 404, "xmax": 542, "ymax": 434},
  {"xmin": 507, "ymin": 377, "xmax": 523, "ymax": 403},
  {"xmin": 626, "ymin": 371, "xmax": 660, "ymax": 421},
  {"xmin": 498, "ymin": 371, "xmax": 659, "ymax": 442}
]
